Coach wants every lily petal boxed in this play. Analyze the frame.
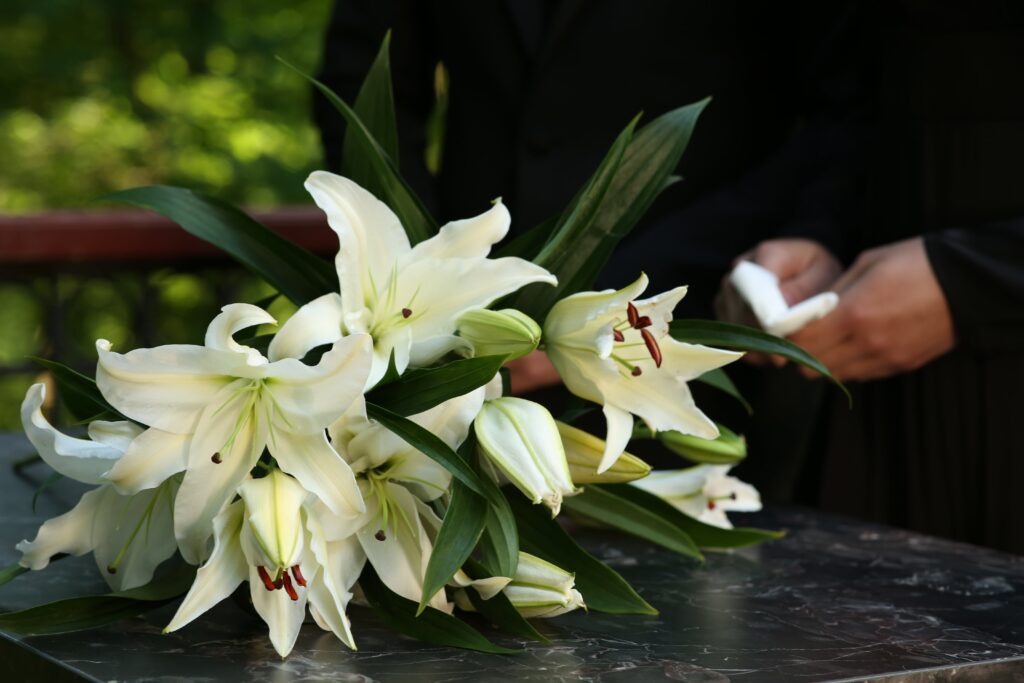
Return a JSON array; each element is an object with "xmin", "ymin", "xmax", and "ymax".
[
  {"xmin": 104, "ymin": 427, "xmax": 190, "ymax": 494},
  {"xmin": 165, "ymin": 501, "xmax": 247, "ymax": 633},
  {"xmin": 16, "ymin": 486, "xmax": 105, "ymax": 569},
  {"xmin": 358, "ymin": 483, "xmax": 448, "ymax": 612},
  {"xmin": 267, "ymin": 293, "xmax": 345, "ymax": 362},
  {"xmin": 306, "ymin": 513, "xmax": 363, "ymax": 649},
  {"xmin": 305, "ymin": 171, "xmax": 411, "ymax": 330},
  {"xmin": 409, "ymin": 200, "xmax": 510, "ymax": 261},
  {"xmin": 248, "ymin": 562, "xmax": 308, "ymax": 658},
  {"xmin": 598, "ymin": 404, "xmax": 635, "ymax": 474},
  {"xmin": 269, "ymin": 429, "xmax": 365, "ymax": 518},
  {"xmin": 95, "ymin": 339, "xmax": 237, "ymax": 434},
  {"xmin": 87, "ymin": 420, "xmax": 144, "ymax": 453},
  {"xmin": 204, "ymin": 303, "xmax": 276, "ymax": 363},
  {"xmin": 92, "ymin": 480, "xmax": 179, "ymax": 591},
  {"xmin": 263, "ymin": 334, "xmax": 372, "ymax": 435},
  {"xmin": 175, "ymin": 380, "xmax": 266, "ymax": 564},
  {"xmin": 20, "ymin": 384, "xmax": 122, "ymax": 485}
]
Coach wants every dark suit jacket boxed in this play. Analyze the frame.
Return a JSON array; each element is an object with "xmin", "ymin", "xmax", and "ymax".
[{"xmin": 315, "ymin": 0, "xmax": 865, "ymax": 318}]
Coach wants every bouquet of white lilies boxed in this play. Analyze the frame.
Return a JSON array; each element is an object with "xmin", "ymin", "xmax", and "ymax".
[{"xmin": 0, "ymin": 36, "xmax": 840, "ymax": 656}]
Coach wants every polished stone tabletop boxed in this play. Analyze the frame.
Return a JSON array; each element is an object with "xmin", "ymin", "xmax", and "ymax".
[{"xmin": 0, "ymin": 432, "xmax": 1022, "ymax": 682}]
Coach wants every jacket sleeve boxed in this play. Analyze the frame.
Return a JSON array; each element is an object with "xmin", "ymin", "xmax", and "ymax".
[
  {"xmin": 924, "ymin": 220, "xmax": 1024, "ymax": 352},
  {"xmin": 315, "ymin": 0, "xmax": 439, "ymax": 211}
]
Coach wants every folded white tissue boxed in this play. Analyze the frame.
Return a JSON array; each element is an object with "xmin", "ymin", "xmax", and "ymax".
[{"xmin": 729, "ymin": 261, "xmax": 839, "ymax": 337}]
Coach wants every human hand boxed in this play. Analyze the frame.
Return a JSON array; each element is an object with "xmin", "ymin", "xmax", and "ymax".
[
  {"xmin": 715, "ymin": 238, "xmax": 842, "ymax": 365},
  {"xmin": 506, "ymin": 350, "xmax": 562, "ymax": 394},
  {"xmin": 788, "ymin": 237, "xmax": 955, "ymax": 381}
]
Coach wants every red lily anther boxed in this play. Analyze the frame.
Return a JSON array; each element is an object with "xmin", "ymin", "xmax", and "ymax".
[
  {"xmin": 257, "ymin": 565, "xmax": 277, "ymax": 592},
  {"xmin": 626, "ymin": 302, "xmax": 639, "ymax": 327},
  {"xmin": 282, "ymin": 571, "xmax": 299, "ymax": 601},
  {"xmin": 613, "ymin": 329, "xmax": 625, "ymax": 342},
  {"xmin": 291, "ymin": 564, "xmax": 307, "ymax": 587},
  {"xmin": 641, "ymin": 328, "xmax": 663, "ymax": 367},
  {"xmin": 634, "ymin": 315, "xmax": 652, "ymax": 329}
]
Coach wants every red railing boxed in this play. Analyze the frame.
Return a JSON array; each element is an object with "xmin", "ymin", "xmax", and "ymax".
[{"xmin": 0, "ymin": 207, "xmax": 336, "ymax": 266}]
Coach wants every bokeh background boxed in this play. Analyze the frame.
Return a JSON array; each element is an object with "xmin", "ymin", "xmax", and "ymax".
[{"xmin": 0, "ymin": 0, "xmax": 346, "ymax": 428}]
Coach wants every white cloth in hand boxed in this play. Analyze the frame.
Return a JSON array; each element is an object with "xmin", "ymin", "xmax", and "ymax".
[{"xmin": 729, "ymin": 261, "xmax": 838, "ymax": 337}]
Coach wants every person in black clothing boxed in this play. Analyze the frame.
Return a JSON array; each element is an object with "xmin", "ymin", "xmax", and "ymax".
[
  {"xmin": 314, "ymin": 0, "xmax": 865, "ymax": 495},
  {"xmin": 730, "ymin": 1, "xmax": 1024, "ymax": 553}
]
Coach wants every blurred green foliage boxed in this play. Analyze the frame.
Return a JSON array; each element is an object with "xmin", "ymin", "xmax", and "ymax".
[
  {"xmin": 0, "ymin": 0, "xmax": 333, "ymax": 211},
  {"xmin": 0, "ymin": 0, "xmax": 332, "ymax": 429}
]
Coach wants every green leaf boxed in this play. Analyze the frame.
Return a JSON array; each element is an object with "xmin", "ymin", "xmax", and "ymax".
[
  {"xmin": 32, "ymin": 358, "xmax": 120, "ymax": 422},
  {"xmin": 342, "ymin": 31, "xmax": 399, "ymax": 180},
  {"xmin": 695, "ymin": 368, "xmax": 752, "ymax": 415},
  {"xmin": 418, "ymin": 443, "xmax": 487, "ymax": 615},
  {"xmin": 670, "ymin": 319, "xmax": 849, "ymax": 400},
  {"xmin": 279, "ymin": 57, "xmax": 437, "ymax": 245},
  {"xmin": 365, "ymin": 402, "xmax": 494, "ymax": 503},
  {"xmin": 359, "ymin": 565, "xmax": 519, "ymax": 654},
  {"xmin": 365, "ymin": 355, "xmax": 506, "ymax": 417},
  {"xmin": 601, "ymin": 484, "xmax": 784, "ymax": 548},
  {"xmin": 506, "ymin": 493, "xmax": 657, "ymax": 615},
  {"xmin": 462, "ymin": 558, "xmax": 548, "ymax": 643},
  {"xmin": 513, "ymin": 100, "xmax": 708, "ymax": 320},
  {"xmin": 31, "ymin": 471, "xmax": 64, "ymax": 513},
  {"xmin": 563, "ymin": 486, "xmax": 703, "ymax": 561},
  {"xmin": 478, "ymin": 488, "xmax": 519, "ymax": 580},
  {"xmin": 0, "ymin": 563, "xmax": 29, "ymax": 588},
  {"xmin": 509, "ymin": 116, "xmax": 636, "ymax": 319},
  {"xmin": 105, "ymin": 185, "xmax": 335, "ymax": 305},
  {"xmin": 0, "ymin": 562, "xmax": 195, "ymax": 635}
]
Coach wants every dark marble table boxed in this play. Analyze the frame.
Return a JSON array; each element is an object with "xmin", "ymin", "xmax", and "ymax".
[{"xmin": 0, "ymin": 433, "xmax": 1023, "ymax": 682}]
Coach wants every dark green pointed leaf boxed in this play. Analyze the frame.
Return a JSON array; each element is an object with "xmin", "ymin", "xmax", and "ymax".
[
  {"xmin": 418, "ymin": 442, "xmax": 487, "ymax": 615},
  {"xmin": 494, "ymin": 213, "xmax": 557, "ymax": 260},
  {"xmin": 32, "ymin": 358, "xmax": 120, "ymax": 422},
  {"xmin": 601, "ymin": 484, "xmax": 784, "ymax": 548},
  {"xmin": 342, "ymin": 31, "xmax": 399, "ymax": 180},
  {"xmin": 507, "ymin": 493, "xmax": 657, "ymax": 615},
  {"xmin": 695, "ymin": 368, "xmax": 752, "ymax": 415},
  {"xmin": 509, "ymin": 115, "xmax": 636, "ymax": 319},
  {"xmin": 280, "ymin": 57, "xmax": 437, "ymax": 245},
  {"xmin": 513, "ymin": 100, "xmax": 708, "ymax": 321},
  {"xmin": 0, "ymin": 562, "xmax": 195, "ymax": 635},
  {"xmin": 478, "ymin": 487, "xmax": 519, "ymax": 580},
  {"xmin": 359, "ymin": 565, "xmax": 519, "ymax": 653},
  {"xmin": 563, "ymin": 486, "xmax": 703, "ymax": 561},
  {"xmin": 462, "ymin": 558, "xmax": 548, "ymax": 642},
  {"xmin": 365, "ymin": 402, "xmax": 493, "ymax": 503},
  {"xmin": 670, "ymin": 319, "xmax": 849, "ymax": 400},
  {"xmin": 105, "ymin": 185, "xmax": 335, "ymax": 305},
  {"xmin": 366, "ymin": 355, "xmax": 506, "ymax": 417}
]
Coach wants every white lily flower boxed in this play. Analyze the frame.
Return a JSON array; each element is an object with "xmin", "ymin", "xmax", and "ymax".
[
  {"xmin": 96, "ymin": 303, "xmax": 371, "ymax": 563},
  {"xmin": 630, "ymin": 464, "xmax": 761, "ymax": 529},
  {"xmin": 15, "ymin": 384, "xmax": 179, "ymax": 591},
  {"xmin": 166, "ymin": 470, "xmax": 363, "ymax": 657},
  {"xmin": 474, "ymin": 397, "xmax": 578, "ymax": 516},
  {"xmin": 544, "ymin": 273, "xmax": 744, "ymax": 473},
  {"xmin": 317, "ymin": 387, "xmax": 488, "ymax": 612},
  {"xmin": 503, "ymin": 552, "xmax": 585, "ymax": 618},
  {"xmin": 270, "ymin": 172, "xmax": 556, "ymax": 385}
]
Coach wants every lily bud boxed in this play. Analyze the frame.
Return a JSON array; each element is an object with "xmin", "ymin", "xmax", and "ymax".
[
  {"xmin": 238, "ymin": 470, "xmax": 308, "ymax": 572},
  {"xmin": 474, "ymin": 397, "xmax": 578, "ymax": 516},
  {"xmin": 658, "ymin": 423, "xmax": 746, "ymax": 465},
  {"xmin": 557, "ymin": 421, "xmax": 651, "ymax": 484},
  {"xmin": 503, "ymin": 552, "xmax": 585, "ymax": 618},
  {"xmin": 456, "ymin": 308, "xmax": 541, "ymax": 361}
]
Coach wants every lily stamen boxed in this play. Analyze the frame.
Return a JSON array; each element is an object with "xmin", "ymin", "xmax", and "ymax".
[
  {"xmin": 640, "ymin": 328, "xmax": 663, "ymax": 367},
  {"xmin": 282, "ymin": 571, "xmax": 299, "ymax": 601},
  {"xmin": 402, "ymin": 307, "xmax": 412, "ymax": 319},
  {"xmin": 291, "ymin": 565, "xmax": 307, "ymax": 587},
  {"xmin": 211, "ymin": 452, "xmax": 222, "ymax": 464},
  {"xmin": 257, "ymin": 565, "xmax": 276, "ymax": 592},
  {"xmin": 626, "ymin": 302, "xmax": 639, "ymax": 327},
  {"xmin": 613, "ymin": 329, "xmax": 625, "ymax": 342},
  {"xmin": 634, "ymin": 315, "xmax": 652, "ymax": 329}
]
